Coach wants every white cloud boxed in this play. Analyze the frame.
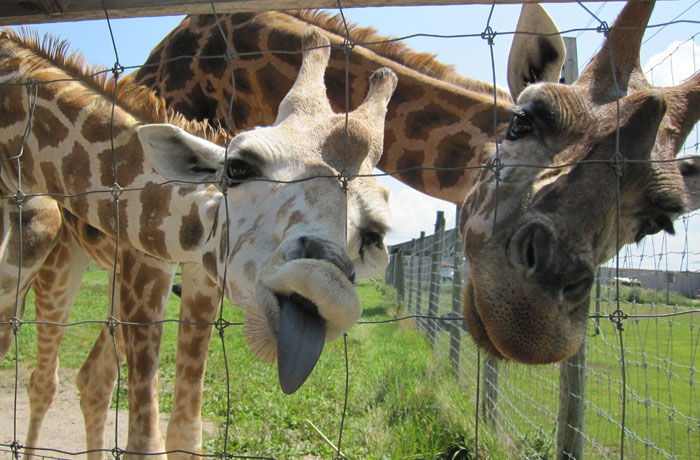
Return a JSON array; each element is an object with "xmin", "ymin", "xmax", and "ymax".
[{"xmin": 643, "ymin": 39, "xmax": 700, "ymax": 87}]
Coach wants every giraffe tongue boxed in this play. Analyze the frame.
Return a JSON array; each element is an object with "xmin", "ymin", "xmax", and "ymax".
[{"xmin": 277, "ymin": 294, "xmax": 325, "ymax": 394}]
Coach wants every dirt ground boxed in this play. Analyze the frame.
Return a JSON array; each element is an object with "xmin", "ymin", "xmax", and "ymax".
[{"xmin": 0, "ymin": 365, "xmax": 215, "ymax": 459}]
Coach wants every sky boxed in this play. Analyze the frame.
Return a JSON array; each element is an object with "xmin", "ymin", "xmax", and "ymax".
[{"xmin": 9, "ymin": 0, "xmax": 700, "ymax": 271}]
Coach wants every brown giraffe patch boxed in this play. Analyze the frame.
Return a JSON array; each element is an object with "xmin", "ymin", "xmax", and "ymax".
[
  {"xmin": 97, "ymin": 135, "xmax": 145, "ymax": 187},
  {"xmin": 138, "ymin": 187, "xmax": 172, "ymax": 259},
  {"xmin": 0, "ymin": 56, "xmax": 21, "ymax": 76},
  {"xmin": 56, "ymin": 95, "xmax": 83, "ymax": 124},
  {"xmin": 256, "ymin": 62, "xmax": 296, "ymax": 113},
  {"xmin": 396, "ymin": 149, "xmax": 426, "ymax": 191},
  {"xmin": 62, "ymin": 141, "xmax": 92, "ymax": 193},
  {"xmin": 284, "ymin": 210, "xmax": 306, "ymax": 235},
  {"xmin": 39, "ymin": 160, "xmax": 63, "ymax": 195},
  {"xmin": 0, "ymin": 85, "xmax": 26, "ymax": 128},
  {"xmin": 202, "ymin": 251, "xmax": 217, "ymax": 278},
  {"xmin": 276, "ymin": 196, "xmax": 296, "ymax": 221},
  {"xmin": 243, "ymin": 260, "xmax": 256, "ymax": 284},
  {"xmin": 435, "ymin": 132, "xmax": 476, "ymax": 190},
  {"xmin": 405, "ymin": 103, "xmax": 460, "ymax": 140},
  {"xmin": 32, "ymin": 106, "xmax": 69, "ymax": 150},
  {"xmin": 81, "ymin": 106, "xmax": 113, "ymax": 144},
  {"xmin": 164, "ymin": 28, "xmax": 200, "ymax": 93},
  {"xmin": 180, "ymin": 203, "xmax": 204, "ymax": 251}
]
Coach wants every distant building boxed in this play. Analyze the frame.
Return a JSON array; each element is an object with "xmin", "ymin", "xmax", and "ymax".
[{"xmin": 599, "ymin": 267, "xmax": 700, "ymax": 298}]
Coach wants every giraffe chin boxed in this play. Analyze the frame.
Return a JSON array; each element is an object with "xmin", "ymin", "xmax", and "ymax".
[{"xmin": 463, "ymin": 277, "xmax": 586, "ymax": 365}]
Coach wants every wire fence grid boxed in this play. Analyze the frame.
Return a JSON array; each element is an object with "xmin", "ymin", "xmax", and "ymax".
[{"xmin": 0, "ymin": 0, "xmax": 699, "ymax": 459}]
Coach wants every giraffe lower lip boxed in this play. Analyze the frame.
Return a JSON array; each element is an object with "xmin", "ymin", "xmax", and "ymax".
[{"xmin": 277, "ymin": 294, "xmax": 325, "ymax": 394}]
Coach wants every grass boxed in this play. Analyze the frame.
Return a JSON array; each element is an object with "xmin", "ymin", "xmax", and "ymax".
[
  {"xmin": 5, "ymin": 271, "xmax": 697, "ymax": 459},
  {"xmin": 1, "ymin": 269, "xmax": 506, "ymax": 459}
]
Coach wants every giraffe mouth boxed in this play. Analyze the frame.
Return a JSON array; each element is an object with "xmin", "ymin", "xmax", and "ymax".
[{"xmin": 276, "ymin": 293, "xmax": 325, "ymax": 394}]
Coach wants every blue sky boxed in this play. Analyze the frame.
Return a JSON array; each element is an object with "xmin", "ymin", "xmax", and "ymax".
[{"xmin": 10, "ymin": 1, "xmax": 700, "ymax": 270}]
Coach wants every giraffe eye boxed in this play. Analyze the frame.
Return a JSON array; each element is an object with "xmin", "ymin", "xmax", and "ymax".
[
  {"xmin": 635, "ymin": 216, "xmax": 675, "ymax": 242},
  {"xmin": 225, "ymin": 159, "xmax": 260, "ymax": 186},
  {"xmin": 506, "ymin": 114, "xmax": 533, "ymax": 141},
  {"xmin": 359, "ymin": 230, "xmax": 384, "ymax": 261}
]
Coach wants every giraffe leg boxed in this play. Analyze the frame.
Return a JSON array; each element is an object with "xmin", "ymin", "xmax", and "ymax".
[
  {"xmin": 24, "ymin": 228, "xmax": 90, "ymax": 459},
  {"xmin": 0, "ymin": 197, "xmax": 62, "ymax": 361},
  {"xmin": 75, "ymin": 270, "xmax": 126, "ymax": 460},
  {"xmin": 118, "ymin": 250, "xmax": 177, "ymax": 460},
  {"xmin": 165, "ymin": 263, "xmax": 221, "ymax": 459}
]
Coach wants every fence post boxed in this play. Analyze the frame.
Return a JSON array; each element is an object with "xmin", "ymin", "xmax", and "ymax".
[
  {"xmin": 407, "ymin": 239, "xmax": 415, "ymax": 313},
  {"xmin": 428, "ymin": 211, "xmax": 445, "ymax": 348},
  {"xmin": 481, "ymin": 355, "xmax": 500, "ymax": 425},
  {"xmin": 556, "ymin": 35, "xmax": 586, "ymax": 460},
  {"xmin": 450, "ymin": 221, "xmax": 464, "ymax": 376},
  {"xmin": 394, "ymin": 249, "xmax": 405, "ymax": 303},
  {"xmin": 557, "ymin": 342, "xmax": 586, "ymax": 460},
  {"xmin": 415, "ymin": 231, "xmax": 426, "ymax": 320}
]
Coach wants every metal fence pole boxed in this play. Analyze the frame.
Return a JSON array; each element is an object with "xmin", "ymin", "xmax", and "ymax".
[{"xmin": 428, "ymin": 211, "xmax": 445, "ymax": 348}]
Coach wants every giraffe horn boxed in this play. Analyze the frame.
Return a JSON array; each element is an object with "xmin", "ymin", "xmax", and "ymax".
[
  {"xmin": 274, "ymin": 29, "xmax": 333, "ymax": 124},
  {"xmin": 351, "ymin": 67, "xmax": 398, "ymax": 167},
  {"xmin": 575, "ymin": 0, "xmax": 655, "ymax": 102}
]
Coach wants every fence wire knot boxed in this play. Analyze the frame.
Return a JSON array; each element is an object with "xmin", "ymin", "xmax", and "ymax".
[
  {"xmin": 10, "ymin": 316, "xmax": 21, "ymax": 335},
  {"xmin": 215, "ymin": 317, "xmax": 231, "ymax": 337},
  {"xmin": 481, "ymin": 26, "xmax": 497, "ymax": 45},
  {"xmin": 9, "ymin": 440, "xmax": 22, "ymax": 459},
  {"xmin": 224, "ymin": 48, "xmax": 236, "ymax": 65},
  {"xmin": 487, "ymin": 156, "xmax": 504, "ymax": 180},
  {"xmin": 13, "ymin": 189, "xmax": 25, "ymax": 206},
  {"xmin": 111, "ymin": 62, "xmax": 125, "ymax": 77},
  {"xmin": 110, "ymin": 446, "xmax": 124, "ymax": 459},
  {"xmin": 609, "ymin": 151, "xmax": 625, "ymax": 177},
  {"xmin": 596, "ymin": 21, "xmax": 611, "ymax": 37},
  {"xmin": 609, "ymin": 309, "xmax": 627, "ymax": 331},
  {"xmin": 111, "ymin": 183, "xmax": 123, "ymax": 201},
  {"xmin": 106, "ymin": 315, "xmax": 119, "ymax": 335}
]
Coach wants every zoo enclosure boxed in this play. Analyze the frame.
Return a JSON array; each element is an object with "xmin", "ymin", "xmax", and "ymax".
[{"xmin": 1, "ymin": 1, "xmax": 700, "ymax": 459}]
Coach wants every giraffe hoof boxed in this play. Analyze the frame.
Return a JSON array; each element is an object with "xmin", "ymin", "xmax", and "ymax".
[{"xmin": 277, "ymin": 294, "xmax": 325, "ymax": 394}]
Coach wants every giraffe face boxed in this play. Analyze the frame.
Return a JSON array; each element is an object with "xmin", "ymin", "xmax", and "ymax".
[
  {"xmin": 141, "ymin": 29, "xmax": 397, "ymax": 393},
  {"xmin": 460, "ymin": 75, "xmax": 692, "ymax": 363},
  {"xmin": 456, "ymin": 1, "xmax": 700, "ymax": 365}
]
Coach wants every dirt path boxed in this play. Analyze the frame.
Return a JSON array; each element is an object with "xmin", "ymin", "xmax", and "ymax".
[{"xmin": 0, "ymin": 366, "xmax": 215, "ymax": 459}]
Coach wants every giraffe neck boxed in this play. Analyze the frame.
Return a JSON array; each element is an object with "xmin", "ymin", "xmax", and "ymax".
[
  {"xmin": 134, "ymin": 11, "xmax": 513, "ymax": 205},
  {"xmin": 0, "ymin": 33, "xmax": 222, "ymax": 266}
]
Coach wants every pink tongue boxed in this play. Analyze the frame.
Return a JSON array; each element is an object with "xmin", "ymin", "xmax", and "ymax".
[{"xmin": 277, "ymin": 295, "xmax": 325, "ymax": 394}]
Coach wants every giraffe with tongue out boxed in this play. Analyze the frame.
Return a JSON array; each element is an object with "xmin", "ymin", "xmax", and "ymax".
[{"xmin": 0, "ymin": 27, "xmax": 395, "ymax": 458}]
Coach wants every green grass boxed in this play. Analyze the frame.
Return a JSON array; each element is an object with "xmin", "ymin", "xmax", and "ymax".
[
  {"xmin": 1, "ymin": 270, "xmax": 505, "ymax": 459},
  {"xmin": 6, "ymin": 271, "xmax": 696, "ymax": 459}
]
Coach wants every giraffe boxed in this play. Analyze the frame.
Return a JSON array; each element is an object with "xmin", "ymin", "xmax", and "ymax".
[
  {"xmin": 460, "ymin": 0, "xmax": 700, "ymax": 364},
  {"xmin": 0, "ymin": 27, "xmax": 396, "ymax": 460},
  {"xmin": 132, "ymin": 3, "xmax": 699, "ymax": 356}
]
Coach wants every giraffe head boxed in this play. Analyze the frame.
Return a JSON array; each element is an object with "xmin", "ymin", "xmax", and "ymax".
[
  {"xmin": 460, "ymin": 1, "xmax": 700, "ymax": 364},
  {"xmin": 139, "ymin": 30, "xmax": 396, "ymax": 392}
]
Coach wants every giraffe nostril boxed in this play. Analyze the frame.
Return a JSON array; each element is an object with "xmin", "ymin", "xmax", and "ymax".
[
  {"xmin": 509, "ymin": 221, "xmax": 553, "ymax": 275},
  {"xmin": 286, "ymin": 237, "xmax": 356, "ymax": 283}
]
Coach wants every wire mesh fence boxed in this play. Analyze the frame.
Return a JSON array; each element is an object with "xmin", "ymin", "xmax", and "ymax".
[
  {"xmin": 0, "ymin": 0, "xmax": 699, "ymax": 459},
  {"xmin": 386, "ymin": 206, "xmax": 700, "ymax": 459}
]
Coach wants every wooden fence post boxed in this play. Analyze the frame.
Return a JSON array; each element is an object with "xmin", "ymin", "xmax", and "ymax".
[
  {"xmin": 394, "ymin": 249, "xmax": 404, "ymax": 302},
  {"xmin": 556, "ymin": 35, "xmax": 586, "ymax": 460},
  {"xmin": 450, "ymin": 218, "xmax": 464, "ymax": 376},
  {"xmin": 428, "ymin": 211, "xmax": 445, "ymax": 348},
  {"xmin": 481, "ymin": 355, "xmax": 500, "ymax": 425},
  {"xmin": 415, "ymin": 231, "xmax": 426, "ymax": 320},
  {"xmin": 407, "ymin": 239, "xmax": 415, "ymax": 313}
]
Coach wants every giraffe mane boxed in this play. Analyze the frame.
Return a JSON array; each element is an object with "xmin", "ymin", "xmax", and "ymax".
[
  {"xmin": 289, "ymin": 10, "xmax": 512, "ymax": 102},
  {"xmin": 1, "ymin": 27, "xmax": 230, "ymax": 146}
]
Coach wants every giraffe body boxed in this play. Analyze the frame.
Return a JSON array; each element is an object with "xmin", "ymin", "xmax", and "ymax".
[{"xmin": 0, "ymin": 28, "xmax": 395, "ymax": 459}]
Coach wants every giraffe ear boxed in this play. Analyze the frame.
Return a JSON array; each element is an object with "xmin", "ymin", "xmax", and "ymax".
[
  {"xmin": 507, "ymin": 3, "xmax": 565, "ymax": 101},
  {"xmin": 138, "ymin": 124, "xmax": 226, "ymax": 183}
]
